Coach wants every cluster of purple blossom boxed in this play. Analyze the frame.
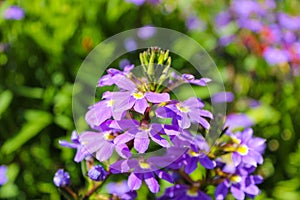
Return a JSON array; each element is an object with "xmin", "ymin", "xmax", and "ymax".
[
  {"xmin": 215, "ymin": 0, "xmax": 300, "ymax": 74},
  {"xmin": 55, "ymin": 48, "xmax": 265, "ymax": 199},
  {"xmin": 2, "ymin": 6, "xmax": 24, "ymax": 20}
]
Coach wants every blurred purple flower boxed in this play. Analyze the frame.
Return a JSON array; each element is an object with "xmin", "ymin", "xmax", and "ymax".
[
  {"xmin": 215, "ymin": 11, "xmax": 231, "ymax": 27},
  {"xmin": 88, "ymin": 165, "xmax": 109, "ymax": 181},
  {"xmin": 126, "ymin": 0, "xmax": 145, "ymax": 6},
  {"xmin": 119, "ymin": 59, "xmax": 131, "ymax": 69},
  {"xmin": 3, "ymin": 6, "xmax": 24, "ymax": 20},
  {"xmin": 53, "ymin": 169, "xmax": 70, "ymax": 187},
  {"xmin": 225, "ymin": 113, "xmax": 253, "ymax": 131},
  {"xmin": 219, "ymin": 35, "xmax": 235, "ymax": 46},
  {"xmin": 237, "ymin": 18, "xmax": 263, "ymax": 32},
  {"xmin": 263, "ymin": 47, "xmax": 289, "ymax": 65},
  {"xmin": 186, "ymin": 15, "xmax": 206, "ymax": 31},
  {"xmin": 231, "ymin": 0, "xmax": 263, "ymax": 18},
  {"xmin": 0, "ymin": 165, "xmax": 8, "ymax": 185},
  {"xmin": 124, "ymin": 38, "xmax": 137, "ymax": 52},
  {"xmin": 278, "ymin": 12, "xmax": 300, "ymax": 31},
  {"xmin": 211, "ymin": 92, "xmax": 234, "ymax": 104},
  {"xmin": 137, "ymin": 26, "xmax": 156, "ymax": 39}
]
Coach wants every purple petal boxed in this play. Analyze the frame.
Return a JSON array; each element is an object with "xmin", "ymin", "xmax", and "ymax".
[
  {"xmin": 85, "ymin": 101, "xmax": 111, "ymax": 126},
  {"xmin": 182, "ymin": 97, "xmax": 204, "ymax": 108},
  {"xmin": 112, "ymin": 75, "xmax": 136, "ymax": 91},
  {"xmin": 178, "ymin": 113, "xmax": 191, "ymax": 129},
  {"xmin": 230, "ymin": 185, "xmax": 245, "ymax": 200},
  {"xmin": 96, "ymin": 142, "xmax": 114, "ymax": 161},
  {"xmin": 244, "ymin": 184, "xmax": 260, "ymax": 196},
  {"xmin": 184, "ymin": 157, "xmax": 198, "ymax": 174},
  {"xmin": 199, "ymin": 110, "xmax": 213, "ymax": 119},
  {"xmin": 128, "ymin": 173, "xmax": 142, "ymax": 190},
  {"xmin": 134, "ymin": 131, "xmax": 150, "ymax": 153},
  {"xmin": 156, "ymin": 106, "xmax": 177, "ymax": 118},
  {"xmin": 155, "ymin": 170, "xmax": 173, "ymax": 183},
  {"xmin": 110, "ymin": 119, "xmax": 139, "ymax": 130},
  {"xmin": 215, "ymin": 182, "xmax": 229, "ymax": 200},
  {"xmin": 149, "ymin": 131, "xmax": 170, "ymax": 148},
  {"xmin": 80, "ymin": 132, "xmax": 103, "ymax": 153},
  {"xmin": 133, "ymin": 98, "xmax": 148, "ymax": 114},
  {"xmin": 145, "ymin": 92, "xmax": 170, "ymax": 103},
  {"xmin": 114, "ymin": 132, "xmax": 135, "ymax": 144},
  {"xmin": 115, "ymin": 143, "xmax": 132, "ymax": 158},
  {"xmin": 232, "ymin": 152, "xmax": 242, "ymax": 167},
  {"xmin": 144, "ymin": 172, "xmax": 160, "ymax": 193},
  {"xmin": 59, "ymin": 140, "xmax": 78, "ymax": 149},
  {"xmin": 199, "ymin": 155, "xmax": 216, "ymax": 169}
]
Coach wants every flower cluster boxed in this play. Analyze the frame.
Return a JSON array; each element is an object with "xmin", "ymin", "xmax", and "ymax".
[
  {"xmin": 215, "ymin": 0, "xmax": 300, "ymax": 74},
  {"xmin": 55, "ymin": 48, "xmax": 265, "ymax": 199}
]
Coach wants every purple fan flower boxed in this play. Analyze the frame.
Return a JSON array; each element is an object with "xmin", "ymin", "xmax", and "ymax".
[
  {"xmin": 53, "ymin": 169, "xmax": 70, "ymax": 187},
  {"xmin": 156, "ymin": 97, "xmax": 213, "ymax": 129},
  {"xmin": 88, "ymin": 165, "xmax": 109, "ymax": 181},
  {"xmin": 263, "ymin": 47, "xmax": 289, "ymax": 65},
  {"xmin": 98, "ymin": 65, "xmax": 134, "ymax": 87},
  {"xmin": 226, "ymin": 128, "xmax": 266, "ymax": 167},
  {"xmin": 3, "ymin": 6, "xmax": 24, "ymax": 20},
  {"xmin": 158, "ymin": 184, "xmax": 212, "ymax": 200},
  {"xmin": 80, "ymin": 130, "xmax": 131, "ymax": 162},
  {"xmin": 111, "ymin": 120, "xmax": 170, "ymax": 153},
  {"xmin": 211, "ymin": 92, "xmax": 234, "ymax": 103},
  {"xmin": 215, "ymin": 171, "xmax": 263, "ymax": 200},
  {"xmin": 169, "ymin": 134, "xmax": 216, "ymax": 173},
  {"xmin": 110, "ymin": 158, "xmax": 173, "ymax": 193},
  {"xmin": 106, "ymin": 181, "xmax": 137, "ymax": 200},
  {"xmin": 59, "ymin": 131, "xmax": 90, "ymax": 162},
  {"xmin": 225, "ymin": 113, "xmax": 253, "ymax": 132},
  {"xmin": 0, "ymin": 165, "xmax": 8, "ymax": 185},
  {"xmin": 137, "ymin": 26, "xmax": 156, "ymax": 39},
  {"xmin": 104, "ymin": 75, "xmax": 170, "ymax": 119}
]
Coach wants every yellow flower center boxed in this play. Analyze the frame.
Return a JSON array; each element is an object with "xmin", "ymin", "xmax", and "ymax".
[
  {"xmin": 236, "ymin": 144, "xmax": 249, "ymax": 155},
  {"xmin": 106, "ymin": 99, "xmax": 115, "ymax": 107},
  {"xmin": 188, "ymin": 150, "xmax": 200, "ymax": 157},
  {"xmin": 176, "ymin": 103, "xmax": 189, "ymax": 113},
  {"xmin": 230, "ymin": 175, "xmax": 242, "ymax": 183},
  {"xmin": 232, "ymin": 137, "xmax": 241, "ymax": 144},
  {"xmin": 186, "ymin": 188, "xmax": 198, "ymax": 197},
  {"xmin": 133, "ymin": 92, "xmax": 144, "ymax": 99},
  {"xmin": 104, "ymin": 132, "xmax": 114, "ymax": 141},
  {"xmin": 139, "ymin": 161, "xmax": 150, "ymax": 169}
]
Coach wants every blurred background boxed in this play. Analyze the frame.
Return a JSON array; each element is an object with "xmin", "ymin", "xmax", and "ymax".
[{"xmin": 0, "ymin": 0, "xmax": 300, "ymax": 199}]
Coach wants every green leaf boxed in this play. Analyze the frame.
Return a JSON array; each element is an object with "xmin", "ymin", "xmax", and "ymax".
[
  {"xmin": 0, "ymin": 90, "xmax": 13, "ymax": 118},
  {"xmin": 1, "ymin": 110, "xmax": 52, "ymax": 154}
]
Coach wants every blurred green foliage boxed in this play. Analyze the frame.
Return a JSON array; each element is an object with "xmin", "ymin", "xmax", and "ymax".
[{"xmin": 0, "ymin": 0, "xmax": 300, "ymax": 199}]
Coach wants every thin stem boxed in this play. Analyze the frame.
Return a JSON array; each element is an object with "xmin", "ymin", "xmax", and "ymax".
[
  {"xmin": 83, "ymin": 174, "xmax": 110, "ymax": 200},
  {"xmin": 63, "ymin": 186, "xmax": 78, "ymax": 200},
  {"xmin": 178, "ymin": 169, "xmax": 195, "ymax": 185}
]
